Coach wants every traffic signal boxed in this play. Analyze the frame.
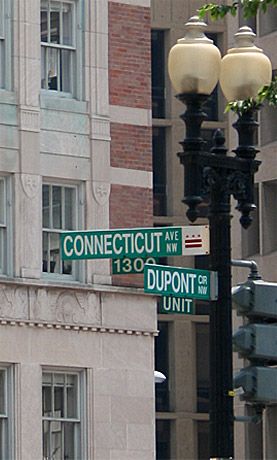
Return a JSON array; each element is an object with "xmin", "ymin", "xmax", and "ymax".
[{"xmin": 232, "ymin": 280, "xmax": 277, "ymax": 404}]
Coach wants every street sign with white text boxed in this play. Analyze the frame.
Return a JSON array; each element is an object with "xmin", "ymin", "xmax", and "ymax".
[
  {"xmin": 144, "ymin": 264, "xmax": 218, "ymax": 300},
  {"xmin": 61, "ymin": 225, "xmax": 209, "ymax": 260},
  {"xmin": 160, "ymin": 296, "xmax": 195, "ymax": 314}
]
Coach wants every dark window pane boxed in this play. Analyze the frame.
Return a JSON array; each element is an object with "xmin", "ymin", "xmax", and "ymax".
[
  {"xmin": 259, "ymin": 6, "xmax": 277, "ymax": 35},
  {"xmin": 43, "ymin": 185, "xmax": 50, "ymax": 228},
  {"xmin": 66, "ymin": 375, "xmax": 78, "ymax": 418},
  {"xmin": 50, "ymin": 10, "xmax": 60, "ymax": 43},
  {"xmin": 54, "ymin": 385, "xmax": 64, "ymax": 417},
  {"xmin": 260, "ymin": 72, "xmax": 277, "ymax": 145},
  {"xmin": 64, "ymin": 188, "xmax": 74, "ymax": 230},
  {"xmin": 61, "ymin": 48, "xmax": 71, "ymax": 92},
  {"xmin": 64, "ymin": 422, "xmax": 75, "ymax": 460},
  {"xmin": 239, "ymin": 6, "xmax": 257, "ymax": 32},
  {"xmin": 42, "ymin": 385, "xmax": 52, "ymax": 416},
  {"xmin": 196, "ymin": 324, "xmax": 210, "ymax": 413},
  {"xmin": 153, "ymin": 127, "xmax": 167, "ymax": 216},
  {"xmin": 155, "ymin": 321, "xmax": 169, "ymax": 412},
  {"xmin": 50, "ymin": 233, "xmax": 60, "ymax": 273},
  {"xmin": 151, "ymin": 30, "xmax": 165, "ymax": 118},
  {"xmin": 204, "ymin": 34, "xmax": 219, "ymax": 121},
  {"xmin": 262, "ymin": 181, "xmax": 277, "ymax": 254},
  {"xmin": 156, "ymin": 420, "xmax": 170, "ymax": 460},
  {"xmin": 202, "ymin": 86, "xmax": 218, "ymax": 121},
  {"xmin": 0, "ymin": 370, "xmax": 5, "ymax": 414},
  {"xmin": 52, "ymin": 186, "xmax": 62, "ymax": 229},
  {"xmin": 63, "ymin": 3, "xmax": 73, "ymax": 46},
  {"xmin": 242, "ymin": 184, "xmax": 260, "ymax": 257},
  {"xmin": 198, "ymin": 421, "xmax": 209, "ymax": 459},
  {"xmin": 41, "ymin": 10, "xmax": 48, "ymax": 42}
]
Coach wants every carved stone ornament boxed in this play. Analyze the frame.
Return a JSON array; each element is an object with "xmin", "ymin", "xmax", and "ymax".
[
  {"xmin": 0, "ymin": 285, "xmax": 28, "ymax": 319},
  {"xmin": 92, "ymin": 181, "xmax": 110, "ymax": 206},
  {"xmin": 20, "ymin": 108, "xmax": 40, "ymax": 132},
  {"xmin": 29, "ymin": 287, "xmax": 101, "ymax": 326},
  {"xmin": 21, "ymin": 174, "xmax": 40, "ymax": 199}
]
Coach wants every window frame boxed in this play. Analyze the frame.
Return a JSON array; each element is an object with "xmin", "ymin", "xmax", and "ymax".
[
  {"xmin": 0, "ymin": 366, "xmax": 14, "ymax": 460},
  {"xmin": 42, "ymin": 369, "xmax": 87, "ymax": 460},
  {"xmin": 0, "ymin": 0, "xmax": 12, "ymax": 91},
  {"xmin": 0, "ymin": 175, "xmax": 12, "ymax": 277},
  {"xmin": 42, "ymin": 181, "xmax": 84, "ymax": 281},
  {"xmin": 40, "ymin": 0, "xmax": 83, "ymax": 99}
]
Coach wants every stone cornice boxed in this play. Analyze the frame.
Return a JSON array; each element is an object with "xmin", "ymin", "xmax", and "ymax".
[
  {"xmin": 0, "ymin": 319, "xmax": 158, "ymax": 336},
  {"xmin": 0, "ymin": 278, "xmax": 157, "ymax": 334}
]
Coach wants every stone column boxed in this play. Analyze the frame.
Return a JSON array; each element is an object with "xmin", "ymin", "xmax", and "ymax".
[{"xmin": 14, "ymin": 0, "xmax": 41, "ymax": 278}]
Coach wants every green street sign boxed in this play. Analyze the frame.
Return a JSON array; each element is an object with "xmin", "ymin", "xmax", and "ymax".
[
  {"xmin": 112, "ymin": 257, "xmax": 156, "ymax": 274},
  {"xmin": 60, "ymin": 225, "xmax": 209, "ymax": 260},
  {"xmin": 144, "ymin": 264, "xmax": 218, "ymax": 301},
  {"xmin": 160, "ymin": 296, "xmax": 195, "ymax": 315}
]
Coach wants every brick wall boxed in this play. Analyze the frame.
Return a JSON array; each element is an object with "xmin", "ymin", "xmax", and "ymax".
[
  {"xmin": 109, "ymin": 2, "xmax": 153, "ymax": 287},
  {"xmin": 110, "ymin": 123, "xmax": 152, "ymax": 171},
  {"xmin": 109, "ymin": 2, "xmax": 151, "ymax": 109},
  {"xmin": 110, "ymin": 184, "xmax": 153, "ymax": 287},
  {"xmin": 110, "ymin": 185, "xmax": 153, "ymax": 230}
]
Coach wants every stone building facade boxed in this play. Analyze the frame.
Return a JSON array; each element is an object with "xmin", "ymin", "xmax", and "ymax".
[{"xmin": 0, "ymin": 1, "xmax": 156, "ymax": 459}]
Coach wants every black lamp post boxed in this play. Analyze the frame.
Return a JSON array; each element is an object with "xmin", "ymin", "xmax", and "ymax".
[{"xmin": 168, "ymin": 17, "xmax": 272, "ymax": 459}]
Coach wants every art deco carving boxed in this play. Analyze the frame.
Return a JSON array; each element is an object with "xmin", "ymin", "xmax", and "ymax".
[
  {"xmin": 92, "ymin": 181, "xmax": 110, "ymax": 206},
  {"xmin": 0, "ymin": 286, "xmax": 28, "ymax": 319},
  {"xmin": 20, "ymin": 108, "xmax": 40, "ymax": 132},
  {"xmin": 0, "ymin": 283, "xmax": 101, "ymax": 326},
  {"xmin": 29, "ymin": 288, "xmax": 101, "ymax": 325},
  {"xmin": 21, "ymin": 174, "xmax": 40, "ymax": 199}
]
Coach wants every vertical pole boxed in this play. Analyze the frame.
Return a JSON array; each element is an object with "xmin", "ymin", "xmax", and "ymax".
[{"xmin": 209, "ymin": 185, "xmax": 234, "ymax": 459}]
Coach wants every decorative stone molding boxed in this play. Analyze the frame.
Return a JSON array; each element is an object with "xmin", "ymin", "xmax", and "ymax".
[
  {"xmin": 0, "ymin": 281, "xmax": 157, "ymax": 334},
  {"xmin": 0, "ymin": 286, "xmax": 28, "ymax": 319},
  {"xmin": 19, "ymin": 107, "xmax": 40, "ymax": 132},
  {"xmin": 0, "ymin": 319, "xmax": 159, "ymax": 336},
  {"xmin": 21, "ymin": 174, "xmax": 40, "ymax": 199},
  {"xmin": 92, "ymin": 181, "xmax": 110, "ymax": 205},
  {"xmin": 29, "ymin": 288, "xmax": 101, "ymax": 325}
]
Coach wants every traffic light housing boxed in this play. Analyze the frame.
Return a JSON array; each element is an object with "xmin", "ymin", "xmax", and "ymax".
[{"xmin": 232, "ymin": 280, "xmax": 277, "ymax": 404}]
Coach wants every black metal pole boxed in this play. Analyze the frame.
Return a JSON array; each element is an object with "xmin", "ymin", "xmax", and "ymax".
[
  {"xmin": 209, "ymin": 183, "xmax": 234, "ymax": 459},
  {"xmin": 177, "ymin": 94, "xmax": 260, "ymax": 459}
]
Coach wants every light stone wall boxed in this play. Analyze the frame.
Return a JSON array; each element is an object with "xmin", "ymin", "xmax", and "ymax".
[
  {"xmin": 0, "ymin": 0, "xmax": 157, "ymax": 458},
  {"xmin": 0, "ymin": 280, "xmax": 157, "ymax": 460}
]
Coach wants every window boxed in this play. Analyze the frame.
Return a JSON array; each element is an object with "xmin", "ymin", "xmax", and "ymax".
[
  {"xmin": 41, "ymin": 0, "xmax": 76, "ymax": 94},
  {"xmin": 152, "ymin": 128, "xmax": 167, "ymax": 216},
  {"xmin": 0, "ymin": 366, "xmax": 14, "ymax": 460},
  {"xmin": 203, "ymin": 34, "xmax": 220, "ymax": 122},
  {"xmin": 0, "ymin": 0, "xmax": 12, "ymax": 90},
  {"xmin": 156, "ymin": 419, "xmax": 171, "ymax": 460},
  {"xmin": 260, "ymin": 70, "xmax": 277, "ymax": 146},
  {"xmin": 239, "ymin": 5, "xmax": 257, "ymax": 32},
  {"xmin": 197, "ymin": 421, "xmax": 209, "ymax": 459},
  {"xmin": 0, "ymin": 177, "xmax": 11, "ymax": 276},
  {"xmin": 242, "ymin": 184, "xmax": 260, "ymax": 258},
  {"xmin": 42, "ymin": 371, "xmax": 85, "ymax": 460},
  {"xmin": 42, "ymin": 183, "xmax": 82, "ymax": 278},
  {"xmin": 151, "ymin": 30, "xmax": 166, "ymax": 118},
  {"xmin": 262, "ymin": 180, "xmax": 277, "ymax": 254},
  {"xmin": 259, "ymin": 5, "xmax": 277, "ymax": 36},
  {"xmin": 196, "ymin": 323, "xmax": 210, "ymax": 413},
  {"xmin": 155, "ymin": 321, "xmax": 170, "ymax": 412}
]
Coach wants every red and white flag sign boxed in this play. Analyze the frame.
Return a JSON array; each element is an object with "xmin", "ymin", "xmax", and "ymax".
[{"xmin": 181, "ymin": 225, "xmax": 209, "ymax": 255}]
